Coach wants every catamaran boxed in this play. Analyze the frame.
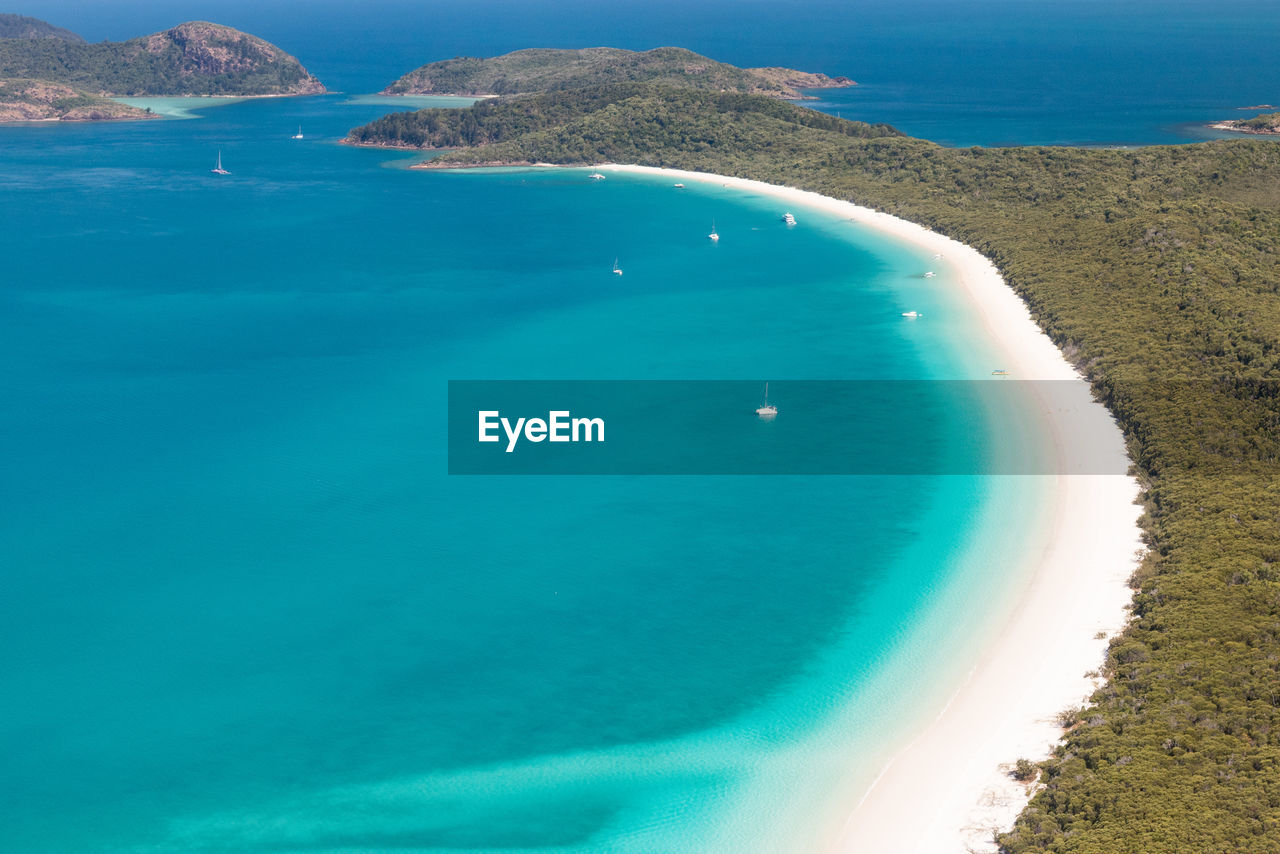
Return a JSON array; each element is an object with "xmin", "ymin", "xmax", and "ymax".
[
  {"xmin": 211, "ymin": 151, "xmax": 230, "ymax": 175},
  {"xmin": 588, "ymin": 172, "xmax": 606, "ymax": 180},
  {"xmin": 708, "ymin": 221, "xmax": 719, "ymax": 242},
  {"xmin": 612, "ymin": 258, "xmax": 623, "ymax": 276},
  {"xmin": 756, "ymin": 382, "xmax": 777, "ymax": 418},
  {"xmin": 291, "ymin": 126, "xmax": 304, "ymax": 139}
]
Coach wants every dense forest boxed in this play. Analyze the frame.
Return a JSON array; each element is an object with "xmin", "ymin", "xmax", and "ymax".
[
  {"xmin": 347, "ymin": 85, "xmax": 900, "ymax": 150},
  {"xmin": 381, "ymin": 46, "xmax": 852, "ymax": 99},
  {"xmin": 0, "ymin": 19, "xmax": 324, "ymax": 97},
  {"xmin": 350, "ymin": 85, "xmax": 1280, "ymax": 852}
]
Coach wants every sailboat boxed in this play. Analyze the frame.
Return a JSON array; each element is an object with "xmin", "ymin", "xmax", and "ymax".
[
  {"xmin": 708, "ymin": 220, "xmax": 719, "ymax": 242},
  {"xmin": 755, "ymin": 382, "xmax": 777, "ymax": 419},
  {"xmin": 612, "ymin": 258, "xmax": 623, "ymax": 276},
  {"xmin": 211, "ymin": 150, "xmax": 230, "ymax": 175},
  {"xmin": 291, "ymin": 126, "xmax": 304, "ymax": 139}
]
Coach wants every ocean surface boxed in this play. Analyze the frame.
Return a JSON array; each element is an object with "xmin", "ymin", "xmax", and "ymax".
[
  {"xmin": 0, "ymin": 1, "xmax": 1258, "ymax": 849},
  {"xmin": 0, "ymin": 95, "xmax": 1053, "ymax": 852}
]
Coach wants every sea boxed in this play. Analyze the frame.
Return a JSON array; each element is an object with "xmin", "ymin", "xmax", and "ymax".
[{"xmin": 0, "ymin": 1, "xmax": 1271, "ymax": 851}]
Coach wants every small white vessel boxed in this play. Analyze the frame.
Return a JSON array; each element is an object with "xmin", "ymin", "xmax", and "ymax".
[
  {"xmin": 612, "ymin": 258, "xmax": 623, "ymax": 276},
  {"xmin": 673, "ymin": 182, "xmax": 685, "ymax": 188},
  {"xmin": 901, "ymin": 311, "xmax": 922, "ymax": 318},
  {"xmin": 211, "ymin": 150, "xmax": 230, "ymax": 175},
  {"xmin": 588, "ymin": 172, "xmax": 606, "ymax": 180},
  {"xmin": 708, "ymin": 220, "xmax": 719, "ymax": 242},
  {"xmin": 781, "ymin": 212, "xmax": 797, "ymax": 225},
  {"xmin": 924, "ymin": 271, "xmax": 936, "ymax": 278},
  {"xmin": 756, "ymin": 382, "xmax": 777, "ymax": 419},
  {"xmin": 931, "ymin": 253, "xmax": 942, "ymax": 260},
  {"xmin": 291, "ymin": 126, "xmax": 304, "ymax": 139}
]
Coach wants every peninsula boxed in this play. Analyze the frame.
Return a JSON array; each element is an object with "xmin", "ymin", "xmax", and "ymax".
[
  {"xmin": 1211, "ymin": 110, "xmax": 1280, "ymax": 134},
  {"xmin": 351, "ymin": 78, "xmax": 1280, "ymax": 852},
  {"xmin": 0, "ymin": 16, "xmax": 324, "ymax": 120},
  {"xmin": 346, "ymin": 84, "xmax": 896, "ymax": 152},
  {"xmin": 0, "ymin": 77, "xmax": 154, "ymax": 121},
  {"xmin": 380, "ymin": 47, "xmax": 854, "ymax": 99}
]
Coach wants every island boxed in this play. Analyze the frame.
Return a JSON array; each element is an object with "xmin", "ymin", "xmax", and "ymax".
[
  {"xmin": 348, "ymin": 70, "xmax": 1280, "ymax": 853},
  {"xmin": 0, "ymin": 16, "xmax": 324, "ymax": 121},
  {"xmin": 380, "ymin": 47, "xmax": 854, "ymax": 100},
  {"xmin": 1211, "ymin": 110, "xmax": 1280, "ymax": 134}
]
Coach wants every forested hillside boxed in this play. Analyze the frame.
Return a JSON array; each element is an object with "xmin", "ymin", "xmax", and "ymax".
[
  {"xmin": 0, "ymin": 19, "xmax": 324, "ymax": 97},
  {"xmin": 381, "ymin": 47, "xmax": 853, "ymax": 99}
]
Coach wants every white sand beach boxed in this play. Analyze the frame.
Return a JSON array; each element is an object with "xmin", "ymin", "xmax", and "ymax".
[{"xmin": 606, "ymin": 164, "xmax": 1145, "ymax": 853}]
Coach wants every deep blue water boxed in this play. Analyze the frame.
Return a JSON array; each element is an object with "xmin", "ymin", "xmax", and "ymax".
[{"xmin": 9, "ymin": 0, "xmax": 1280, "ymax": 145}]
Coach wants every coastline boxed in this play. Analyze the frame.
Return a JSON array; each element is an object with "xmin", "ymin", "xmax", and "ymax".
[
  {"xmin": 602, "ymin": 164, "xmax": 1144, "ymax": 851},
  {"xmin": 1207, "ymin": 121, "xmax": 1280, "ymax": 135}
]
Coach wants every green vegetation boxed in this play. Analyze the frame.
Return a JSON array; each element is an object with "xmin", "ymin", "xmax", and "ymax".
[
  {"xmin": 352, "ymin": 85, "xmax": 1280, "ymax": 852},
  {"xmin": 0, "ymin": 20, "xmax": 324, "ymax": 97},
  {"xmin": 0, "ymin": 77, "xmax": 153, "ymax": 121},
  {"xmin": 0, "ymin": 13, "xmax": 84, "ymax": 42},
  {"xmin": 1234, "ymin": 111, "xmax": 1280, "ymax": 133},
  {"xmin": 1013, "ymin": 758, "xmax": 1040, "ymax": 782},
  {"xmin": 381, "ymin": 47, "xmax": 852, "ymax": 99},
  {"xmin": 347, "ymin": 84, "xmax": 899, "ymax": 151}
]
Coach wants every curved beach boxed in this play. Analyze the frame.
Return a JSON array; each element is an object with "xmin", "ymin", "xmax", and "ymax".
[{"xmin": 608, "ymin": 164, "xmax": 1144, "ymax": 851}]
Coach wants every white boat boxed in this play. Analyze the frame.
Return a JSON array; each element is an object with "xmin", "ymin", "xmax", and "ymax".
[
  {"xmin": 756, "ymin": 382, "xmax": 777, "ymax": 419},
  {"xmin": 708, "ymin": 220, "xmax": 719, "ymax": 242},
  {"xmin": 612, "ymin": 258, "xmax": 623, "ymax": 276},
  {"xmin": 211, "ymin": 150, "xmax": 230, "ymax": 175},
  {"xmin": 931, "ymin": 253, "xmax": 942, "ymax": 260},
  {"xmin": 588, "ymin": 172, "xmax": 606, "ymax": 180},
  {"xmin": 673, "ymin": 183, "xmax": 685, "ymax": 188},
  {"xmin": 781, "ymin": 212, "xmax": 796, "ymax": 225},
  {"xmin": 291, "ymin": 126, "xmax": 304, "ymax": 139},
  {"xmin": 901, "ymin": 311, "xmax": 922, "ymax": 318},
  {"xmin": 924, "ymin": 271, "xmax": 936, "ymax": 278}
]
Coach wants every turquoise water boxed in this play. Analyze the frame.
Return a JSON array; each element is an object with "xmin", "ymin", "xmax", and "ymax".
[{"xmin": 0, "ymin": 96, "xmax": 1051, "ymax": 852}]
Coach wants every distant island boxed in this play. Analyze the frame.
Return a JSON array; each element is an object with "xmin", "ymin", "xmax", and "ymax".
[
  {"xmin": 0, "ymin": 16, "xmax": 324, "ymax": 121},
  {"xmin": 380, "ymin": 47, "xmax": 854, "ymax": 100},
  {"xmin": 1211, "ymin": 110, "xmax": 1280, "ymax": 134}
]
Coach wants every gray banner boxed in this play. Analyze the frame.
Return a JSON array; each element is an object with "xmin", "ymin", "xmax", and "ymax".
[{"xmin": 448, "ymin": 380, "xmax": 1130, "ymax": 475}]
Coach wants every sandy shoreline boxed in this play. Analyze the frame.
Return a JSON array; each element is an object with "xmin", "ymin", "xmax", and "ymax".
[{"xmin": 604, "ymin": 164, "xmax": 1144, "ymax": 852}]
